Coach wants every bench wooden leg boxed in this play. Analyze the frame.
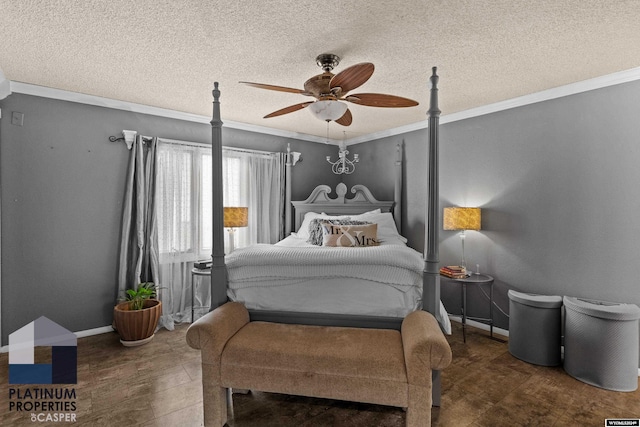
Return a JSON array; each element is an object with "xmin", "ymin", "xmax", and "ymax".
[
  {"xmin": 432, "ymin": 370, "xmax": 442, "ymax": 407},
  {"xmin": 225, "ymin": 388, "xmax": 234, "ymax": 425}
]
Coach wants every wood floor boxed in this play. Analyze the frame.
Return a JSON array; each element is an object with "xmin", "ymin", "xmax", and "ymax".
[{"xmin": 1, "ymin": 320, "xmax": 639, "ymax": 426}]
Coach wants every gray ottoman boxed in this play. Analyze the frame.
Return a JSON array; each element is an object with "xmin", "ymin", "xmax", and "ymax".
[
  {"xmin": 563, "ymin": 296, "xmax": 640, "ymax": 392},
  {"xmin": 508, "ymin": 290, "xmax": 563, "ymax": 366}
]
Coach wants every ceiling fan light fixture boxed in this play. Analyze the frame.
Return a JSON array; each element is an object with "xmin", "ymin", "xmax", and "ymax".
[{"xmin": 308, "ymin": 100, "xmax": 348, "ymax": 121}]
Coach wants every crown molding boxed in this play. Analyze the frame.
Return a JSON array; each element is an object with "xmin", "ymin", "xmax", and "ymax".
[
  {"xmin": 8, "ymin": 81, "xmax": 331, "ymax": 144},
  {"xmin": 9, "ymin": 66, "xmax": 640, "ymax": 146},
  {"xmin": 348, "ymin": 66, "xmax": 640, "ymax": 146}
]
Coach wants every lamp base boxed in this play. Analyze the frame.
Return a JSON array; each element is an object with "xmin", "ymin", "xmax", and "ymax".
[
  {"xmin": 459, "ymin": 230, "xmax": 467, "ymax": 272},
  {"xmin": 227, "ymin": 228, "xmax": 236, "ymax": 253}
]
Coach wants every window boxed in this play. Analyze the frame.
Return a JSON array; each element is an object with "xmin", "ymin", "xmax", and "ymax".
[
  {"xmin": 153, "ymin": 139, "xmax": 283, "ymax": 327},
  {"xmin": 157, "ymin": 143, "xmax": 283, "ymax": 261},
  {"xmin": 157, "ymin": 143, "xmax": 211, "ymax": 262}
]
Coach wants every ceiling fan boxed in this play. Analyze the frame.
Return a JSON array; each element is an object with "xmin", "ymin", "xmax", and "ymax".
[{"xmin": 239, "ymin": 53, "xmax": 419, "ymax": 126}]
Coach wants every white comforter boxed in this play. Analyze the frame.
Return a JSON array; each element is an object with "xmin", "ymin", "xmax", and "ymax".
[
  {"xmin": 225, "ymin": 236, "xmax": 451, "ymax": 334},
  {"xmin": 226, "ymin": 243, "xmax": 424, "ymax": 290}
]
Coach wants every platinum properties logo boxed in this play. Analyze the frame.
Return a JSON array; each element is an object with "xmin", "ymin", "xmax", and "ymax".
[
  {"xmin": 8, "ymin": 316, "xmax": 78, "ymax": 423},
  {"xmin": 9, "ymin": 388, "xmax": 77, "ymax": 423}
]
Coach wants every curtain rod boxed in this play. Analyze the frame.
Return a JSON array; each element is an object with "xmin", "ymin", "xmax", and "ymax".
[
  {"xmin": 109, "ymin": 131, "xmax": 152, "ymax": 149},
  {"xmin": 108, "ymin": 135, "xmax": 153, "ymax": 143},
  {"xmin": 108, "ymin": 131, "xmax": 205, "ymax": 149},
  {"xmin": 159, "ymin": 139, "xmax": 278, "ymax": 156},
  {"xmin": 110, "ymin": 131, "xmax": 278, "ymax": 156},
  {"xmin": 223, "ymin": 146, "xmax": 278, "ymax": 156},
  {"xmin": 158, "ymin": 137, "xmax": 209, "ymax": 149}
]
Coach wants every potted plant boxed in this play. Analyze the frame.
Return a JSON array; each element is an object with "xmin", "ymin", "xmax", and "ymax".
[{"xmin": 113, "ymin": 282, "xmax": 162, "ymax": 347}]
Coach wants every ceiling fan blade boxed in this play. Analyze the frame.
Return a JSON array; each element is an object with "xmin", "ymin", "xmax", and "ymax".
[
  {"xmin": 329, "ymin": 63, "xmax": 374, "ymax": 95},
  {"xmin": 344, "ymin": 93, "xmax": 419, "ymax": 108},
  {"xmin": 334, "ymin": 108, "xmax": 353, "ymax": 126},
  {"xmin": 264, "ymin": 102, "xmax": 313, "ymax": 118},
  {"xmin": 240, "ymin": 81, "xmax": 309, "ymax": 95}
]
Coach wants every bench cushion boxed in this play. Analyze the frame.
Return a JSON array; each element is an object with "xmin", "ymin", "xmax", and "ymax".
[{"xmin": 220, "ymin": 321, "xmax": 409, "ymax": 407}]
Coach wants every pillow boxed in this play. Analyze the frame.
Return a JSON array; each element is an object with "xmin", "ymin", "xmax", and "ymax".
[
  {"xmin": 296, "ymin": 209, "xmax": 400, "ymax": 245},
  {"xmin": 352, "ymin": 212, "xmax": 407, "ymax": 243},
  {"xmin": 296, "ymin": 212, "xmax": 348, "ymax": 239},
  {"xmin": 307, "ymin": 218, "xmax": 361, "ymax": 245},
  {"xmin": 322, "ymin": 222, "xmax": 379, "ymax": 247},
  {"xmin": 295, "ymin": 212, "xmax": 328, "ymax": 239},
  {"xmin": 362, "ymin": 208, "xmax": 382, "ymax": 215}
]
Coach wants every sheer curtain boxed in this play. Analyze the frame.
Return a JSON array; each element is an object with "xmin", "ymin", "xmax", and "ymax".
[
  {"xmin": 156, "ymin": 143, "xmax": 285, "ymax": 328},
  {"xmin": 222, "ymin": 148, "xmax": 285, "ymax": 249},
  {"xmin": 156, "ymin": 141, "xmax": 211, "ymax": 329},
  {"xmin": 249, "ymin": 152, "xmax": 286, "ymax": 243}
]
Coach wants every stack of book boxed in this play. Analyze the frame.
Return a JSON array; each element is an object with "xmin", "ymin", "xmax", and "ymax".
[
  {"xmin": 439, "ymin": 265, "xmax": 468, "ymax": 278},
  {"xmin": 194, "ymin": 259, "xmax": 212, "ymax": 269}
]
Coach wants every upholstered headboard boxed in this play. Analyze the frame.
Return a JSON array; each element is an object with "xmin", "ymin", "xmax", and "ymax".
[{"xmin": 291, "ymin": 183, "xmax": 395, "ymax": 233}]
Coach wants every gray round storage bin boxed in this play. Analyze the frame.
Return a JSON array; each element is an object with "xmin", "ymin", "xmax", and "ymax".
[
  {"xmin": 563, "ymin": 296, "xmax": 640, "ymax": 392},
  {"xmin": 508, "ymin": 290, "xmax": 563, "ymax": 366}
]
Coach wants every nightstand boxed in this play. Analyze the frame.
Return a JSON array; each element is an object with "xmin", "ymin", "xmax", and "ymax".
[
  {"xmin": 191, "ymin": 268, "xmax": 211, "ymax": 323},
  {"xmin": 442, "ymin": 273, "xmax": 495, "ymax": 342}
]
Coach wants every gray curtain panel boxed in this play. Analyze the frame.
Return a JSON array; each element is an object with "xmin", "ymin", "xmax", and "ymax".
[{"xmin": 116, "ymin": 136, "xmax": 160, "ymax": 303}]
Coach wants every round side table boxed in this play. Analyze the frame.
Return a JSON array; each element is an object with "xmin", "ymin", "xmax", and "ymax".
[
  {"xmin": 191, "ymin": 268, "xmax": 211, "ymax": 323},
  {"xmin": 443, "ymin": 273, "xmax": 494, "ymax": 342}
]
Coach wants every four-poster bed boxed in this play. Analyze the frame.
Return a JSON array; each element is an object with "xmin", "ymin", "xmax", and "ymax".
[
  {"xmin": 206, "ymin": 66, "xmax": 444, "ymax": 400},
  {"xmin": 209, "ymin": 69, "xmax": 442, "ymax": 329},
  {"xmin": 224, "ymin": 177, "xmax": 451, "ymax": 333}
]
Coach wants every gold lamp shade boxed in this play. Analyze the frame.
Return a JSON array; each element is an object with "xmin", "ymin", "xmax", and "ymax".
[
  {"xmin": 443, "ymin": 207, "xmax": 481, "ymax": 231},
  {"xmin": 224, "ymin": 207, "xmax": 248, "ymax": 228}
]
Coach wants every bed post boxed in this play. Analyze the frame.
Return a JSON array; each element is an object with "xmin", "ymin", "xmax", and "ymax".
[
  {"xmin": 210, "ymin": 82, "xmax": 228, "ymax": 309},
  {"xmin": 285, "ymin": 144, "xmax": 293, "ymax": 236},
  {"xmin": 423, "ymin": 68, "xmax": 441, "ymax": 321},
  {"xmin": 394, "ymin": 143, "xmax": 403, "ymax": 232},
  {"xmin": 423, "ymin": 67, "xmax": 442, "ymax": 406}
]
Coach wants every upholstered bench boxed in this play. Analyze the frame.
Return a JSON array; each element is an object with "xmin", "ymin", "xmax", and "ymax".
[{"xmin": 186, "ymin": 302, "xmax": 452, "ymax": 427}]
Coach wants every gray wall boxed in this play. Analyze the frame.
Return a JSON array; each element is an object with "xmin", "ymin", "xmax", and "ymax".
[
  {"xmin": 3, "ymin": 79, "xmax": 640, "ymax": 365},
  {"xmin": 0, "ymin": 93, "xmax": 338, "ymax": 345},
  {"xmin": 346, "ymin": 81, "xmax": 640, "ymax": 363}
]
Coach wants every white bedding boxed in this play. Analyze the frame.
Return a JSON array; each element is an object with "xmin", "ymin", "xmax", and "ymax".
[{"xmin": 226, "ymin": 235, "xmax": 451, "ymax": 334}]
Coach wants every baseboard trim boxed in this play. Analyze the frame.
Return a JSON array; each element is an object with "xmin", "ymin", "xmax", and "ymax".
[
  {"xmin": 74, "ymin": 325, "xmax": 114, "ymax": 339},
  {"xmin": 1, "ymin": 325, "xmax": 114, "ymax": 353},
  {"xmin": 448, "ymin": 316, "xmax": 509, "ymax": 338}
]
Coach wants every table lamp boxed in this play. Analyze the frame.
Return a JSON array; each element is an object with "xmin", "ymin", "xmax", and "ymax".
[
  {"xmin": 224, "ymin": 207, "xmax": 248, "ymax": 253},
  {"xmin": 443, "ymin": 207, "xmax": 481, "ymax": 270}
]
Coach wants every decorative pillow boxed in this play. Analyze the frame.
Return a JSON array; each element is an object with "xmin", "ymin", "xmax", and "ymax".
[
  {"xmin": 295, "ymin": 212, "xmax": 322, "ymax": 239},
  {"xmin": 296, "ymin": 209, "xmax": 383, "ymax": 239},
  {"xmin": 296, "ymin": 212, "xmax": 344, "ymax": 239},
  {"xmin": 321, "ymin": 222, "xmax": 379, "ymax": 247},
  {"xmin": 307, "ymin": 218, "xmax": 358, "ymax": 245}
]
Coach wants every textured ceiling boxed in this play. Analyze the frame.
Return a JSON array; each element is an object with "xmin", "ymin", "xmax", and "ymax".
[{"xmin": 1, "ymin": 1, "xmax": 640, "ymax": 140}]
